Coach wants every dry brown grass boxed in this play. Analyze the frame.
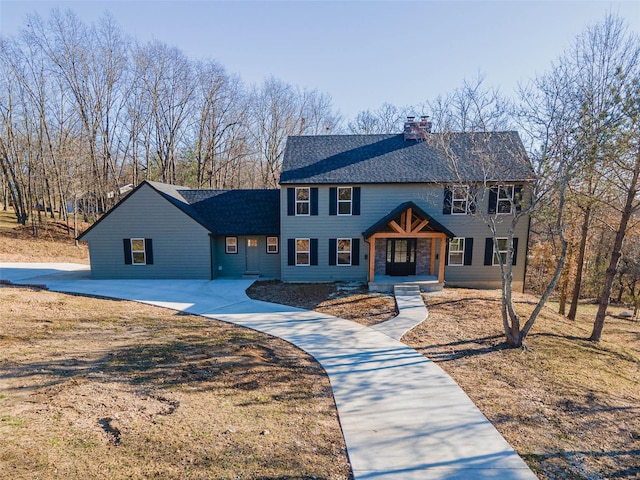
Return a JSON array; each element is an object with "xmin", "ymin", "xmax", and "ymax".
[
  {"xmin": 0, "ymin": 288, "xmax": 352, "ymax": 480},
  {"xmin": 247, "ymin": 280, "xmax": 397, "ymax": 326},
  {"xmin": 0, "ymin": 209, "xmax": 89, "ymax": 264},
  {"xmin": 252, "ymin": 282, "xmax": 640, "ymax": 479},
  {"xmin": 404, "ymin": 289, "xmax": 640, "ymax": 480},
  {"xmin": 4, "ymin": 206, "xmax": 638, "ymax": 479}
]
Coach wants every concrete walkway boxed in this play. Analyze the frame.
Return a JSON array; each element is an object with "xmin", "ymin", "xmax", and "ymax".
[
  {"xmin": 0, "ymin": 263, "xmax": 537, "ymax": 480},
  {"xmin": 372, "ymin": 285, "xmax": 429, "ymax": 341}
]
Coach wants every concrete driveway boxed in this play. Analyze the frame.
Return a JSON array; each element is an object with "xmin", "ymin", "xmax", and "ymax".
[{"xmin": 1, "ymin": 263, "xmax": 537, "ymax": 480}]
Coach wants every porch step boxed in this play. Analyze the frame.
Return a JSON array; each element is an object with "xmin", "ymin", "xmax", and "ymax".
[
  {"xmin": 242, "ymin": 273, "xmax": 260, "ymax": 279},
  {"xmin": 370, "ymin": 281, "xmax": 443, "ymax": 293},
  {"xmin": 394, "ymin": 284, "xmax": 421, "ymax": 296}
]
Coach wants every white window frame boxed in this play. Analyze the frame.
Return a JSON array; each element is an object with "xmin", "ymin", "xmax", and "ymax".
[
  {"xmin": 295, "ymin": 238, "xmax": 310, "ymax": 266},
  {"xmin": 266, "ymin": 236, "xmax": 278, "ymax": 254},
  {"xmin": 497, "ymin": 186, "xmax": 514, "ymax": 215},
  {"xmin": 337, "ymin": 238, "xmax": 352, "ymax": 266},
  {"xmin": 451, "ymin": 186, "xmax": 469, "ymax": 215},
  {"xmin": 225, "ymin": 236, "xmax": 238, "ymax": 254},
  {"xmin": 131, "ymin": 238, "xmax": 146, "ymax": 265},
  {"xmin": 337, "ymin": 186, "xmax": 353, "ymax": 216},
  {"xmin": 493, "ymin": 238, "xmax": 509, "ymax": 266},
  {"xmin": 295, "ymin": 187, "xmax": 310, "ymax": 216},
  {"xmin": 448, "ymin": 237, "xmax": 465, "ymax": 266}
]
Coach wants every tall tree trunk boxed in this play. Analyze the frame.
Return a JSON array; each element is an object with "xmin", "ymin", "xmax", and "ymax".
[
  {"xmin": 591, "ymin": 151, "xmax": 640, "ymax": 341},
  {"xmin": 558, "ymin": 243, "xmax": 573, "ymax": 315},
  {"xmin": 558, "ymin": 274, "xmax": 568, "ymax": 315},
  {"xmin": 568, "ymin": 206, "xmax": 591, "ymax": 319}
]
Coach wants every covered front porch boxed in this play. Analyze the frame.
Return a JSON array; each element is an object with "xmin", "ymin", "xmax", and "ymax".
[{"xmin": 362, "ymin": 202, "xmax": 455, "ymax": 292}]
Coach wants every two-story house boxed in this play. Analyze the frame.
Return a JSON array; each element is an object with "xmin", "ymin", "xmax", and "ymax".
[
  {"xmin": 279, "ymin": 117, "xmax": 533, "ymax": 291},
  {"xmin": 79, "ymin": 118, "xmax": 534, "ymax": 292}
]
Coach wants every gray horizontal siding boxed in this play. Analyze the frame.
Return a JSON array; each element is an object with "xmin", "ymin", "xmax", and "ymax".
[
  {"xmin": 281, "ymin": 184, "xmax": 529, "ymax": 287},
  {"xmin": 213, "ymin": 235, "xmax": 281, "ymax": 279},
  {"xmin": 83, "ymin": 183, "xmax": 212, "ymax": 279}
]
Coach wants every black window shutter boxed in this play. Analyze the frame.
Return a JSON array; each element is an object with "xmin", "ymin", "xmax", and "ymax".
[
  {"xmin": 464, "ymin": 238, "xmax": 474, "ymax": 266},
  {"xmin": 310, "ymin": 188, "xmax": 318, "ymax": 216},
  {"xmin": 328, "ymin": 239, "xmax": 337, "ymax": 265},
  {"xmin": 444, "ymin": 240, "xmax": 449, "ymax": 266},
  {"xmin": 287, "ymin": 188, "xmax": 295, "ymax": 216},
  {"xmin": 329, "ymin": 187, "xmax": 337, "ymax": 215},
  {"xmin": 145, "ymin": 239, "xmax": 154, "ymax": 265},
  {"xmin": 352, "ymin": 187, "xmax": 361, "ymax": 215},
  {"xmin": 352, "ymin": 238, "xmax": 360, "ymax": 265},
  {"xmin": 484, "ymin": 238, "xmax": 494, "ymax": 265},
  {"xmin": 123, "ymin": 239, "xmax": 132, "ymax": 264},
  {"xmin": 310, "ymin": 239, "xmax": 318, "ymax": 266},
  {"xmin": 443, "ymin": 186, "xmax": 452, "ymax": 215},
  {"xmin": 512, "ymin": 237, "xmax": 519, "ymax": 266},
  {"xmin": 514, "ymin": 185, "xmax": 523, "ymax": 213},
  {"xmin": 287, "ymin": 239, "xmax": 295, "ymax": 265},
  {"xmin": 488, "ymin": 187, "xmax": 498, "ymax": 214}
]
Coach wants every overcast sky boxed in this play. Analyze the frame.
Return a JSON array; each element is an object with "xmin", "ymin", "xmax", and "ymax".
[{"xmin": 2, "ymin": 1, "xmax": 639, "ymax": 119}]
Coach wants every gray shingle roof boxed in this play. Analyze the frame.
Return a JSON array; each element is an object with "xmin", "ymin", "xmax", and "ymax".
[
  {"xmin": 180, "ymin": 189, "xmax": 280, "ymax": 235},
  {"xmin": 149, "ymin": 182, "xmax": 280, "ymax": 235},
  {"xmin": 78, "ymin": 181, "xmax": 280, "ymax": 240},
  {"xmin": 280, "ymin": 132, "xmax": 534, "ymax": 184}
]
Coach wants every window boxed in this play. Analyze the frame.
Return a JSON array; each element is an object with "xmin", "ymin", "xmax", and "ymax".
[
  {"xmin": 451, "ymin": 186, "xmax": 469, "ymax": 214},
  {"xmin": 497, "ymin": 186, "xmax": 514, "ymax": 214},
  {"xmin": 131, "ymin": 238, "xmax": 146, "ymax": 264},
  {"xmin": 448, "ymin": 238, "xmax": 465, "ymax": 266},
  {"xmin": 247, "ymin": 238, "xmax": 258, "ymax": 247},
  {"xmin": 493, "ymin": 238, "xmax": 509, "ymax": 265},
  {"xmin": 124, "ymin": 238, "xmax": 153, "ymax": 265},
  {"xmin": 338, "ymin": 187, "xmax": 352, "ymax": 215},
  {"xmin": 337, "ymin": 238, "xmax": 352, "ymax": 265},
  {"xmin": 226, "ymin": 237, "xmax": 238, "ymax": 254},
  {"xmin": 296, "ymin": 187, "xmax": 310, "ymax": 215},
  {"xmin": 330, "ymin": 186, "xmax": 360, "ymax": 216},
  {"xmin": 295, "ymin": 239, "xmax": 310, "ymax": 266},
  {"xmin": 266, "ymin": 236, "xmax": 278, "ymax": 254}
]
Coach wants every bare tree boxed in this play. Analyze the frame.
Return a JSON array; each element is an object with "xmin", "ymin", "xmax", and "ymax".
[
  {"xmin": 189, "ymin": 60, "xmax": 250, "ymax": 189},
  {"xmin": 553, "ymin": 16, "xmax": 640, "ymax": 321},
  {"xmin": 429, "ymin": 76, "xmax": 573, "ymax": 347},
  {"xmin": 0, "ymin": 36, "xmax": 31, "ymax": 224},
  {"xmin": 134, "ymin": 41, "xmax": 194, "ymax": 185},
  {"xmin": 347, "ymin": 102, "xmax": 407, "ymax": 134},
  {"xmin": 248, "ymin": 77, "xmax": 340, "ymax": 188},
  {"xmin": 590, "ymin": 66, "xmax": 640, "ymax": 341}
]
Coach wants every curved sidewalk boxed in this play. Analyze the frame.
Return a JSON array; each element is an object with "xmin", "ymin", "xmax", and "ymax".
[
  {"xmin": 1, "ymin": 263, "xmax": 537, "ymax": 480},
  {"xmin": 372, "ymin": 287, "xmax": 429, "ymax": 341}
]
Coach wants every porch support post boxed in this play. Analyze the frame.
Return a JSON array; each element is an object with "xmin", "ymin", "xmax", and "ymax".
[
  {"xmin": 430, "ymin": 239, "xmax": 436, "ymax": 276},
  {"xmin": 438, "ymin": 235, "xmax": 446, "ymax": 283},
  {"xmin": 368, "ymin": 238, "xmax": 375, "ymax": 282}
]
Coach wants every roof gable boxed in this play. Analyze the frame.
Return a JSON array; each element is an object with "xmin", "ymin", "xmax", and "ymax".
[
  {"xmin": 363, "ymin": 201, "xmax": 456, "ymax": 239},
  {"xmin": 78, "ymin": 181, "xmax": 280, "ymax": 240},
  {"xmin": 280, "ymin": 132, "xmax": 534, "ymax": 185}
]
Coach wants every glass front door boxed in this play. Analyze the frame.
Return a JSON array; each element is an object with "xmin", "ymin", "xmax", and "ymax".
[{"xmin": 385, "ymin": 239, "xmax": 416, "ymax": 276}]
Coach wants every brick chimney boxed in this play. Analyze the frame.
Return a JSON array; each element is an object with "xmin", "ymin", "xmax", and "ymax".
[
  {"xmin": 403, "ymin": 116, "xmax": 419, "ymax": 140},
  {"xmin": 419, "ymin": 115, "xmax": 432, "ymax": 133}
]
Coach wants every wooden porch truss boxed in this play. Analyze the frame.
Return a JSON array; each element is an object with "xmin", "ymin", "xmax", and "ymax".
[{"xmin": 363, "ymin": 203, "xmax": 455, "ymax": 284}]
